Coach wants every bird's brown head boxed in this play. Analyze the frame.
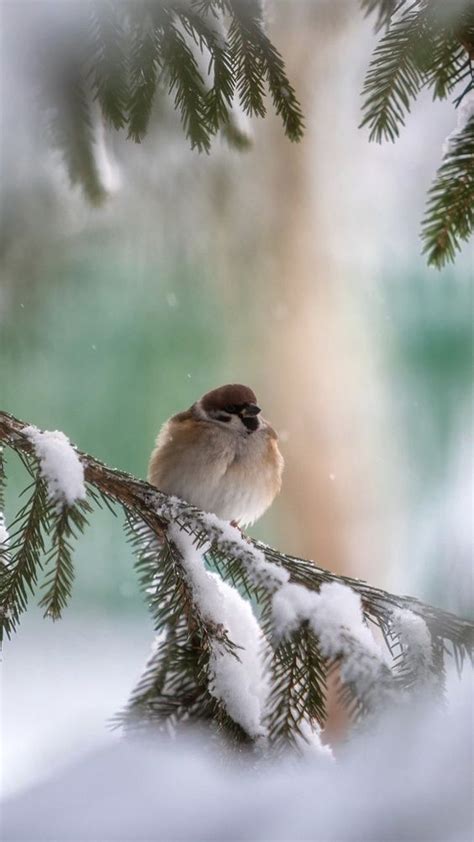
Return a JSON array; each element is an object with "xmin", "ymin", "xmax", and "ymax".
[{"xmin": 198, "ymin": 384, "xmax": 261, "ymax": 432}]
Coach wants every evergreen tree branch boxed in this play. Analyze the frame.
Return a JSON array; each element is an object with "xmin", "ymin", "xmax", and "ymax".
[
  {"xmin": 127, "ymin": 7, "xmax": 160, "ymax": 142},
  {"xmin": 0, "ymin": 410, "xmax": 471, "ymax": 658},
  {"xmin": 329, "ymin": 629, "xmax": 397, "ymax": 720},
  {"xmin": 360, "ymin": 0, "xmax": 474, "ymax": 267},
  {"xmin": 88, "ymin": 0, "xmax": 129, "ymax": 131},
  {"xmin": 361, "ymin": 2, "xmax": 474, "ymax": 141},
  {"xmin": 0, "ymin": 410, "xmax": 472, "ymax": 746},
  {"xmin": 265, "ymin": 623, "xmax": 327, "ymax": 752},
  {"xmin": 427, "ymin": 38, "xmax": 469, "ymax": 101},
  {"xmin": 224, "ymin": 0, "xmax": 304, "ymax": 141},
  {"xmin": 38, "ymin": 500, "xmax": 91, "ymax": 620},
  {"xmin": 154, "ymin": 6, "xmax": 213, "ymax": 152},
  {"xmin": 174, "ymin": 5, "xmax": 235, "ymax": 132},
  {"xmin": 0, "ymin": 446, "xmax": 7, "ymax": 567},
  {"xmin": 0, "ymin": 467, "xmax": 50, "ymax": 641},
  {"xmin": 421, "ymin": 114, "xmax": 474, "ymax": 266},
  {"xmin": 0, "ymin": 445, "xmax": 6, "ymax": 513},
  {"xmin": 120, "ymin": 513, "xmax": 254, "ymax": 742},
  {"xmin": 259, "ymin": 542, "xmax": 472, "ymax": 658},
  {"xmin": 389, "ymin": 608, "xmax": 445, "ymax": 697},
  {"xmin": 360, "ymin": 4, "xmax": 427, "ymax": 142},
  {"xmin": 360, "ymin": 0, "xmax": 408, "ymax": 32},
  {"xmin": 30, "ymin": 0, "xmax": 303, "ymax": 199},
  {"xmin": 46, "ymin": 65, "xmax": 106, "ymax": 205}
]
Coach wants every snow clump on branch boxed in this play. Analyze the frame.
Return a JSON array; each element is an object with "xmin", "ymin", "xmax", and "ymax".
[
  {"xmin": 272, "ymin": 580, "xmax": 380, "ymax": 657},
  {"xmin": 442, "ymin": 92, "xmax": 474, "ymax": 157},
  {"xmin": 169, "ymin": 524, "xmax": 269, "ymax": 738},
  {"xmin": 391, "ymin": 607, "xmax": 436, "ymax": 688},
  {"xmin": 273, "ymin": 581, "xmax": 392, "ymax": 707},
  {"xmin": 0, "ymin": 511, "xmax": 10, "ymax": 565},
  {"xmin": 24, "ymin": 426, "xmax": 86, "ymax": 510},
  {"xmin": 0, "ymin": 512, "xmax": 9, "ymax": 548}
]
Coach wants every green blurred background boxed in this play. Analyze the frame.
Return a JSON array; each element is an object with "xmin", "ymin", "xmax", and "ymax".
[{"xmin": 2, "ymin": 216, "xmax": 471, "ymax": 616}]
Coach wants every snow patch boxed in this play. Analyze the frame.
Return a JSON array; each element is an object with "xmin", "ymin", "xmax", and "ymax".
[
  {"xmin": 169, "ymin": 524, "xmax": 269, "ymax": 738},
  {"xmin": 310, "ymin": 582, "xmax": 381, "ymax": 662},
  {"xmin": 442, "ymin": 92, "xmax": 474, "ymax": 157},
  {"xmin": 0, "ymin": 512, "xmax": 9, "ymax": 548},
  {"xmin": 24, "ymin": 426, "xmax": 86, "ymax": 509},
  {"xmin": 273, "ymin": 581, "xmax": 380, "ymax": 659},
  {"xmin": 273, "ymin": 581, "xmax": 388, "ymax": 704},
  {"xmin": 201, "ymin": 513, "xmax": 289, "ymax": 589},
  {"xmin": 152, "ymin": 494, "xmax": 288, "ymax": 591},
  {"xmin": 295, "ymin": 720, "xmax": 334, "ymax": 761},
  {"xmin": 391, "ymin": 607, "xmax": 435, "ymax": 687},
  {"xmin": 272, "ymin": 581, "xmax": 318, "ymax": 638},
  {"xmin": 0, "ymin": 511, "xmax": 10, "ymax": 565}
]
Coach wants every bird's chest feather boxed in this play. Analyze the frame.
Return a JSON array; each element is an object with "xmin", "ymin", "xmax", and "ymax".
[
  {"xmin": 207, "ymin": 432, "xmax": 278, "ymax": 523},
  {"xmin": 149, "ymin": 419, "xmax": 282, "ymax": 524},
  {"xmin": 193, "ymin": 425, "xmax": 274, "ymax": 491}
]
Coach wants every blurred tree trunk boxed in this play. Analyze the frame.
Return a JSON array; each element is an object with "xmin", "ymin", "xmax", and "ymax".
[{"xmin": 213, "ymin": 0, "xmax": 396, "ymax": 582}]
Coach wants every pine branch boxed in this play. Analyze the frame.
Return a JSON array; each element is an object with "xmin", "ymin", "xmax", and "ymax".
[
  {"xmin": 121, "ymin": 511, "xmax": 253, "ymax": 741},
  {"xmin": 88, "ymin": 0, "xmax": 129, "ymax": 131},
  {"xmin": 0, "ymin": 468, "xmax": 50, "ymax": 641},
  {"xmin": 0, "ymin": 410, "xmax": 471, "ymax": 657},
  {"xmin": 46, "ymin": 66, "xmax": 106, "ymax": 205},
  {"xmin": 0, "ymin": 410, "xmax": 472, "ymax": 747},
  {"xmin": 423, "ymin": 2, "xmax": 474, "ymax": 99},
  {"xmin": 390, "ymin": 608, "xmax": 445, "ymax": 697},
  {"xmin": 224, "ymin": 0, "xmax": 304, "ymax": 141},
  {"xmin": 360, "ymin": 0, "xmax": 408, "ymax": 32},
  {"xmin": 361, "ymin": 2, "xmax": 474, "ymax": 137},
  {"xmin": 31, "ymin": 0, "xmax": 303, "ymax": 198},
  {"xmin": 223, "ymin": 3, "xmax": 266, "ymax": 120},
  {"xmin": 117, "ymin": 625, "xmax": 182, "ymax": 728},
  {"xmin": 155, "ymin": 7, "xmax": 213, "ymax": 152},
  {"xmin": 360, "ymin": 5, "xmax": 427, "ymax": 142},
  {"xmin": 127, "ymin": 8, "xmax": 160, "ymax": 142},
  {"xmin": 0, "ymin": 445, "xmax": 6, "ymax": 513},
  {"xmin": 421, "ymin": 114, "xmax": 474, "ymax": 266},
  {"xmin": 38, "ymin": 501, "xmax": 91, "ymax": 620},
  {"xmin": 330, "ymin": 629, "xmax": 397, "ymax": 720},
  {"xmin": 174, "ymin": 5, "xmax": 235, "ymax": 132},
  {"xmin": 427, "ymin": 37, "xmax": 469, "ymax": 100},
  {"xmin": 360, "ymin": 0, "xmax": 474, "ymax": 267},
  {"xmin": 260, "ymin": 543, "xmax": 472, "ymax": 657},
  {"xmin": 118, "ymin": 620, "xmax": 216, "ymax": 731},
  {"xmin": 0, "ymin": 446, "xmax": 8, "ymax": 568},
  {"xmin": 266, "ymin": 623, "xmax": 326, "ymax": 752}
]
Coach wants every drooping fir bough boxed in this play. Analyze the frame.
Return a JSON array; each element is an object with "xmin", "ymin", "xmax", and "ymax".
[
  {"xmin": 0, "ymin": 411, "xmax": 472, "ymax": 752},
  {"xmin": 37, "ymin": 0, "xmax": 304, "ymax": 206},
  {"xmin": 28, "ymin": 0, "xmax": 474, "ymax": 269},
  {"xmin": 361, "ymin": 0, "xmax": 474, "ymax": 266}
]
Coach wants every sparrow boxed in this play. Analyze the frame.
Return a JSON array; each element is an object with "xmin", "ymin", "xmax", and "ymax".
[{"xmin": 148, "ymin": 384, "xmax": 284, "ymax": 526}]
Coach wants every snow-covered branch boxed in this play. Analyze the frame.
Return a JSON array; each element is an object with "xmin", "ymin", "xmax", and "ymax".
[{"xmin": 0, "ymin": 410, "xmax": 472, "ymax": 749}]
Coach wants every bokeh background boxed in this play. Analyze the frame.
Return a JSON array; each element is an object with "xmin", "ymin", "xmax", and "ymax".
[{"xmin": 1, "ymin": 0, "xmax": 472, "ymax": 799}]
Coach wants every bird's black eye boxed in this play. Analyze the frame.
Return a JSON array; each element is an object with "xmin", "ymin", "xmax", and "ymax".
[{"xmin": 223, "ymin": 404, "xmax": 238, "ymax": 414}]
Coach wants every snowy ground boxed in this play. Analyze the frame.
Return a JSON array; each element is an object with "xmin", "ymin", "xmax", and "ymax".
[
  {"xmin": 1, "ymin": 610, "xmax": 152, "ymax": 799},
  {"xmin": 1, "ymin": 607, "xmax": 472, "ymax": 841},
  {"xmin": 2, "ymin": 670, "xmax": 472, "ymax": 842}
]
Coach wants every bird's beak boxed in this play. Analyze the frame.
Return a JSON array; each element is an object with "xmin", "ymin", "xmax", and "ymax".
[{"xmin": 242, "ymin": 403, "xmax": 261, "ymax": 417}]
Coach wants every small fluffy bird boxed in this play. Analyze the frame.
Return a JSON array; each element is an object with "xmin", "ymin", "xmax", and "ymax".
[{"xmin": 148, "ymin": 384, "xmax": 284, "ymax": 526}]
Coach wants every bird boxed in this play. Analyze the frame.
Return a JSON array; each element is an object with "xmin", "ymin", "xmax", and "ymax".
[{"xmin": 148, "ymin": 384, "xmax": 284, "ymax": 527}]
